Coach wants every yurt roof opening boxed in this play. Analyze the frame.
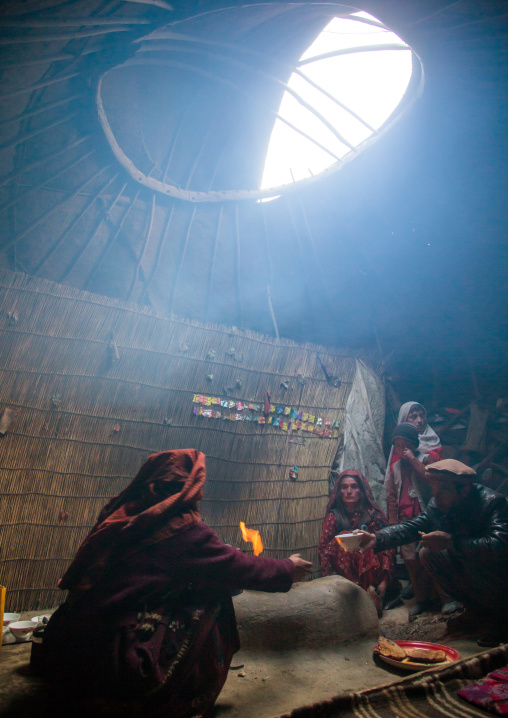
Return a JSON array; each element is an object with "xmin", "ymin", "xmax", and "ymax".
[{"xmin": 0, "ymin": 0, "xmax": 507, "ymax": 612}]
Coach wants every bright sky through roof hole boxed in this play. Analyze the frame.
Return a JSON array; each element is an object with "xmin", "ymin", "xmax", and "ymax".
[{"xmin": 260, "ymin": 12, "xmax": 413, "ymax": 193}]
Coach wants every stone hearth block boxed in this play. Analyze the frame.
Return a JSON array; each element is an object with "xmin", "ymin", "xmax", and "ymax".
[{"xmin": 234, "ymin": 575, "xmax": 379, "ymax": 651}]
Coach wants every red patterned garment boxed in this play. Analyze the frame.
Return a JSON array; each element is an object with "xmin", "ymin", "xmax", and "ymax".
[
  {"xmin": 458, "ymin": 666, "xmax": 508, "ymax": 715},
  {"xmin": 318, "ymin": 469, "xmax": 395, "ymax": 590}
]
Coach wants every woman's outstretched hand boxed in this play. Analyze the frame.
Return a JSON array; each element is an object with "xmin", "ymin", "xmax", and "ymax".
[{"xmin": 289, "ymin": 554, "xmax": 313, "ymax": 582}]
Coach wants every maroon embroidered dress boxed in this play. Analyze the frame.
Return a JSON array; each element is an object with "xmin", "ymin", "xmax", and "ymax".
[
  {"xmin": 318, "ymin": 470, "xmax": 394, "ymax": 591},
  {"xmin": 44, "ymin": 450, "xmax": 294, "ymax": 718}
]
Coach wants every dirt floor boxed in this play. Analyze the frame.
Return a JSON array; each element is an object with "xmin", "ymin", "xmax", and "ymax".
[
  {"xmin": 214, "ymin": 597, "xmax": 483, "ymax": 718},
  {"xmin": 0, "ymin": 598, "xmax": 488, "ymax": 718}
]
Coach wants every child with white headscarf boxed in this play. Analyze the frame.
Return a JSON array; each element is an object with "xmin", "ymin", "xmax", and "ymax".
[{"xmin": 385, "ymin": 402, "xmax": 441, "ymax": 480}]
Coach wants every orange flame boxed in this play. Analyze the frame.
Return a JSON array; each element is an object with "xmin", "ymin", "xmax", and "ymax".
[{"xmin": 239, "ymin": 521, "xmax": 264, "ymax": 556}]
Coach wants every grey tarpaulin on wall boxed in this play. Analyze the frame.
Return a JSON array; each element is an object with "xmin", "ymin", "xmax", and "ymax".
[{"xmin": 335, "ymin": 359, "xmax": 387, "ymax": 506}]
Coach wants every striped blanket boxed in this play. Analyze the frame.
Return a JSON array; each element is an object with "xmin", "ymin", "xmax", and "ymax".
[{"xmin": 279, "ymin": 645, "xmax": 508, "ymax": 718}]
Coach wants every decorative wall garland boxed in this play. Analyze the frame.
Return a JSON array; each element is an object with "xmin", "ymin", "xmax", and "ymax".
[{"xmin": 192, "ymin": 394, "xmax": 340, "ymax": 437}]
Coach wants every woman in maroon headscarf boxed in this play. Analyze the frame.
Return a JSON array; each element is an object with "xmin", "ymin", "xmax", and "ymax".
[
  {"xmin": 44, "ymin": 449, "xmax": 311, "ymax": 718},
  {"xmin": 318, "ymin": 469, "xmax": 395, "ymax": 616}
]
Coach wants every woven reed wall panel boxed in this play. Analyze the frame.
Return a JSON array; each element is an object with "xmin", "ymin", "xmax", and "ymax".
[{"xmin": 0, "ymin": 269, "xmax": 360, "ymax": 611}]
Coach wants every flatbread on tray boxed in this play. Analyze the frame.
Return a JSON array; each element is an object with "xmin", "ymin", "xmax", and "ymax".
[
  {"xmin": 374, "ymin": 636, "xmax": 406, "ymax": 661},
  {"xmin": 374, "ymin": 637, "xmax": 447, "ymax": 664},
  {"xmin": 404, "ymin": 647, "xmax": 446, "ymax": 663}
]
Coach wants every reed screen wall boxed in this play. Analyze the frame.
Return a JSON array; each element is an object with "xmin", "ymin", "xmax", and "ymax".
[{"xmin": 0, "ymin": 269, "xmax": 357, "ymax": 611}]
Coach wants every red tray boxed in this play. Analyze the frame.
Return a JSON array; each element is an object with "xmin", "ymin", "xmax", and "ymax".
[{"xmin": 375, "ymin": 640, "xmax": 461, "ymax": 672}]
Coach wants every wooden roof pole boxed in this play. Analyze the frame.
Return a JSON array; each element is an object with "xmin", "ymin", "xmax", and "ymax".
[
  {"xmin": 33, "ymin": 172, "xmax": 119, "ymax": 276},
  {"xmin": 267, "ymin": 284, "xmax": 279, "ymax": 340},
  {"xmin": 0, "ymin": 26, "xmax": 133, "ymax": 45},
  {"xmin": 297, "ymin": 198, "xmax": 334, "ymax": 307},
  {"xmin": 0, "ymin": 111, "xmax": 81, "ymax": 152},
  {"xmin": 59, "ymin": 180, "xmax": 128, "ymax": 284},
  {"xmin": 0, "ymin": 149, "xmax": 97, "ymax": 214},
  {"xmin": 0, "ymin": 17, "xmax": 154, "ymax": 27},
  {"xmin": 0, "ymin": 94, "xmax": 82, "ymax": 129},
  {"xmin": 183, "ymin": 121, "xmax": 216, "ymax": 191},
  {"xmin": 285, "ymin": 197, "xmax": 315, "ymax": 317},
  {"xmin": 167, "ymin": 205, "xmax": 196, "ymax": 314},
  {"xmin": 83, "ymin": 188, "xmax": 141, "ymax": 291},
  {"xmin": 297, "ymin": 43, "xmax": 409, "ymax": 66},
  {"xmin": 127, "ymin": 194, "xmax": 155, "ymax": 301},
  {"xmin": 260, "ymin": 203, "xmax": 278, "ymax": 339},
  {"xmin": 294, "ymin": 69, "xmax": 375, "ymax": 132},
  {"xmin": 0, "ymin": 51, "xmax": 100, "ymax": 68},
  {"xmin": 123, "ymin": 0, "xmax": 173, "ymax": 10},
  {"xmin": 1, "ymin": 164, "xmax": 112, "ymax": 253},
  {"xmin": 204, "ymin": 204, "xmax": 223, "ymax": 322},
  {"xmin": 160, "ymin": 104, "xmax": 195, "ymax": 185},
  {"xmin": 234, "ymin": 203, "xmax": 243, "ymax": 327},
  {"xmin": 0, "ymin": 135, "xmax": 90, "ymax": 189},
  {"xmin": 0, "ymin": 72, "xmax": 80, "ymax": 100},
  {"xmin": 138, "ymin": 200, "xmax": 175, "ymax": 308}
]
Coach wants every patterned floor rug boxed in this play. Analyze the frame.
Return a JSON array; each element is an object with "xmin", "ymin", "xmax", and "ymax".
[{"xmin": 279, "ymin": 644, "xmax": 508, "ymax": 718}]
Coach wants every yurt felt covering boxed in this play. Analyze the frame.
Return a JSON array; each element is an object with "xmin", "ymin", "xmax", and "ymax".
[{"xmin": 0, "ymin": 268, "xmax": 384, "ymax": 612}]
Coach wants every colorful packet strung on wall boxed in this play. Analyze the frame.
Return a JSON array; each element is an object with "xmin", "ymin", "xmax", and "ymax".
[{"xmin": 191, "ymin": 394, "xmax": 338, "ymax": 438}]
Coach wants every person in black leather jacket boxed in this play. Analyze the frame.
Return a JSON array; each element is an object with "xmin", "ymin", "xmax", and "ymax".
[{"xmin": 357, "ymin": 459, "xmax": 508, "ymax": 647}]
